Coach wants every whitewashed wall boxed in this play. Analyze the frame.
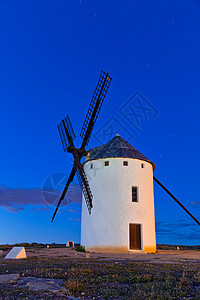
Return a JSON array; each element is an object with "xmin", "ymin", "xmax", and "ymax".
[{"xmin": 81, "ymin": 157, "xmax": 156, "ymax": 253}]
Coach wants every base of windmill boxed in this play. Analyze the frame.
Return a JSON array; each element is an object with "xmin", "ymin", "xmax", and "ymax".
[
  {"xmin": 5, "ymin": 247, "xmax": 27, "ymax": 259},
  {"xmin": 84, "ymin": 246, "xmax": 156, "ymax": 254},
  {"xmin": 128, "ymin": 249, "xmax": 154, "ymax": 254}
]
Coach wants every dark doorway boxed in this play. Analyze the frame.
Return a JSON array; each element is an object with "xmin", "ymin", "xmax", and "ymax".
[
  {"xmin": 68, "ymin": 241, "xmax": 74, "ymax": 247},
  {"xmin": 129, "ymin": 224, "xmax": 141, "ymax": 250}
]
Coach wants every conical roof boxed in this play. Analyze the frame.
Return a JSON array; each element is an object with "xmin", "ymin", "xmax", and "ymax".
[{"xmin": 86, "ymin": 135, "xmax": 156, "ymax": 170}]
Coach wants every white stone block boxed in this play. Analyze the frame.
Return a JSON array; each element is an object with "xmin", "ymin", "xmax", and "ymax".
[{"xmin": 5, "ymin": 247, "xmax": 27, "ymax": 259}]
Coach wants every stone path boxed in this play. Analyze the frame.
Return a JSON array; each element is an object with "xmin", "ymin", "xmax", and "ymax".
[
  {"xmin": 2, "ymin": 247, "xmax": 200, "ymax": 264},
  {"xmin": 0, "ymin": 274, "xmax": 19, "ymax": 283},
  {"xmin": 0, "ymin": 273, "xmax": 80, "ymax": 299},
  {"xmin": 18, "ymin": 276, "xmax": 67, "ymax": 292},
  {"xmin": 25, "ymin": 248, "xmax": 200, "ymax": 264},
  {"xmin": 1, "ymin": 248, "xmax": 200, "ymax": 265}
]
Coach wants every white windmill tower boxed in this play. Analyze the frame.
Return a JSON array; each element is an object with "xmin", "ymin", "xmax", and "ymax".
[
  {"xmin": 52, "ymin": 71, "xmax": 200, "ymax": 253},
  {"xmin": 81, "ymin": 134, "xmax": 156, "ymax": 253}
]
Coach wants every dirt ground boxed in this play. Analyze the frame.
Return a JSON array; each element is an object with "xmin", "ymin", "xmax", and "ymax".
[
  {"xmin": 3, "ymin": 247, "xmax": 200, "ymax": 264},
  {"xmin": 0, "ymin": 248, "xmax": 200, "ymax": 299}
]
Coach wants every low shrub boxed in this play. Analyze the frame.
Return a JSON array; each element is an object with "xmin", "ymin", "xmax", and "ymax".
[{"xmin": 76, "ymin": 245, "xmax": 86, "ymax": 252}]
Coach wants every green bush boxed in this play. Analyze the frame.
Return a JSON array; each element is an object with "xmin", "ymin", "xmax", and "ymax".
[{"xmin": 76, "ymin": 245, "xmax": 86, "ymax": 252}]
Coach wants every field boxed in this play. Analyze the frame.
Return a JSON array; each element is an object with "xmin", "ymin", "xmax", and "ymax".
[{"xmin": 0, "ymin": 247, "xmax": 200, "ymax": 299}]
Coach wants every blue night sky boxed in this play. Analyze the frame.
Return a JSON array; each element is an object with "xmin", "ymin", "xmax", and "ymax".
[{"xmin": 0, "ymin": 0, "xmax": 200, "ymax": 245}]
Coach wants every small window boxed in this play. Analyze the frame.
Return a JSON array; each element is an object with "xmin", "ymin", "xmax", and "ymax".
[
  {"xmin": 123, "ymin": 161, "xmax": 128, "ymax": 166},
  {"xmin": 132, "ymin": 187, "xmax": 138, "ymax": 202},
  {"xmin": 141, "ymin": 163, "xmax": 144, "ymax": 168},
  {"xmin": 89, "ymin": 163, "xmax": 93, "ymax": 169},
  {"xmin": 105, "ymin": 161, "xmax": 109, "ymax": 166}
]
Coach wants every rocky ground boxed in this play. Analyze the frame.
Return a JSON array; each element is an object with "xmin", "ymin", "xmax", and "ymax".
[{"xmin": 0, "ymin": 248, "xmax": 200, "ymax": 299}]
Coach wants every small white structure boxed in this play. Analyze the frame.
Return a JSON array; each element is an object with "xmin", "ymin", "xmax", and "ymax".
[
  {"xmin": 5, "ymin": 247, "xmax": 27, "ymax": 259},
  {"xmin": 67, "ymin": 241, "xmax": 74, "ymax": 247},
  {"xmin": 81, "ymin": 135, "xmax": 156, "ymax": 254}
]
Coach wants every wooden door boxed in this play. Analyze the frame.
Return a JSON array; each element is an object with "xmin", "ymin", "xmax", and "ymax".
[{"xmin": 129, "ymin": 224, "xmax": 141, "ymax": 250}]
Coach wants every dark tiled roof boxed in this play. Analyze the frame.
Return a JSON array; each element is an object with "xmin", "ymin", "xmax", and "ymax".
[{"xmin": 86, "ymin": 135, "xmax": 156, "ymax": 170}]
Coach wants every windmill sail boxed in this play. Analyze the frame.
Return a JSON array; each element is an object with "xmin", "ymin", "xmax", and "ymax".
[
  {"xmin": 80, "ymin": 71, "xmax": 112, "ymax": 148},
  {"xmin": 51, "ymin": 71, "xmax": 112, "ymax": 222},
  {"xmin": 58, "ymin": 115, "xmax": 76, "ymax": 152},
  {"xmin": 51, "ymin": 163, "xmax": 77, "ymax": 223},
  {"xmin": 76, "ymin": 167, "xmax": 93, "ymax": 214}
]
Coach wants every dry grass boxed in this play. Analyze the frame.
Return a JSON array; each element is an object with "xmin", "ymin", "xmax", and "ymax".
[
  {"xmin": 64, "ymin": 278, "xmax": 84, "ymax": 293},
  {"xmin": 0, "ymin": 255, "xmax": 200, "ymax": 299}
]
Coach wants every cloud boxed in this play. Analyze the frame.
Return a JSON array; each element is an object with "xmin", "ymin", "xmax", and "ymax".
[
  {"xmin": 67, "ymin": 209, "xmax": 78, "ymax": 213},
  {"xmin": 155, "ymin": 220, "xmax": 200, "ymax": 241},
  {"xmin": 68, "ymin": 217, "xmax": 81, "ymax": 222},
  {"xmin": 31, "ymin": 207, "xmax": 51, "ymax": 212},
  {"xmin": 156, "ymin": 220, "xmax": 197, "ymax": 231},
  {"xmin": 191, "ymin": 201, "xmax": 200, "ymax": 206},
  {"xmin": 0, "ymin": 183, "xmax": 82, "ymax": 213}
]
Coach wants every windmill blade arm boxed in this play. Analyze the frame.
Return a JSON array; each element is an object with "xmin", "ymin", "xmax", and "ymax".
[
  {"xmin": 51, "ymin": 164, "xmax": 77, "ymax": 223},
  {"xmin": 76, "ymin": 166, "xmax": 93, "ymax": 214},
  {"xmin": 58, "ymin": 115, "xmax": 76, "ymax": 152},
  {"xmin": 80, "ymin": 71, "xmax": 112, "ymax": 149},
  {"xmin": 153, "ymin": 176, "xmax": 200, "ymax": 226},
  {"xmin": 71, "ymin": 149, "xmax": 93, "ymax": 213}
]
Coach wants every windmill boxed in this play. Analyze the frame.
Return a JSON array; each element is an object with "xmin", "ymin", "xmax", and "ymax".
[
  {"xmin": 52, "ymin": 71, "xmax": 199, "ymax": 253},
  {"xmin": 51, "ymin": 71, "xmax": 112, "ymax": 222}
]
